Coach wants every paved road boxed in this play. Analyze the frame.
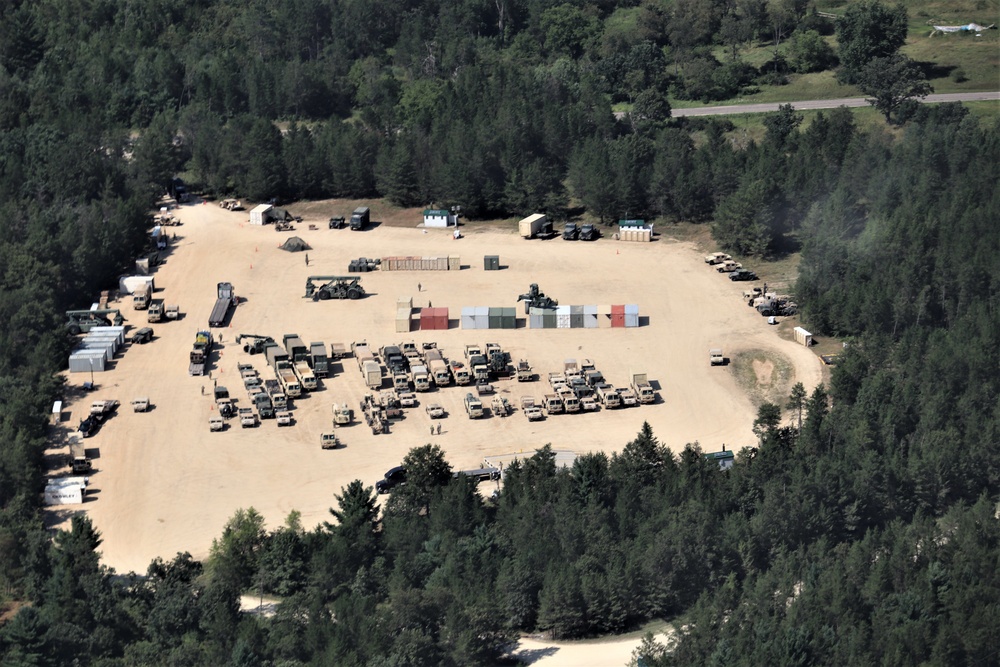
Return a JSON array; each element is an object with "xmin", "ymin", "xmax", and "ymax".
[{"xmin": 641, "ymin": 92, "xmax": 999, "ymax": 118}]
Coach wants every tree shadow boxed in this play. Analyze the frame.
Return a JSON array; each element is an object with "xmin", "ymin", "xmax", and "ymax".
[{"xmin": 914, "ymin": 60, "xmax": 955, "ymax": 80}]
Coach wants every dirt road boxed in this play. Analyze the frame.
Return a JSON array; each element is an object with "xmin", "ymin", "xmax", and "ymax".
[{"xmin": 49, "ymin": 202, "xmax": 822, "ymax": 573}]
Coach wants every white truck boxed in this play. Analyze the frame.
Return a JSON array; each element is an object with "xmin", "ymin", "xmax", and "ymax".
[
  {"xmin": 146, "ymin": 299, "xmax": 162, "ymax": 322},
  {"xmin": 333, "ymin": 403, "xmax": 353, "ymax": 426},
  {"xmin": 209, "ymin": 415, "xmax": 225, "ymax": 432},
  {"xmin": 710, "ymin": 349, "xmax": 724, "ymax": 366},
  {"xmin": 631, "ymin": 372, "xmax": 655, "ymax": 404},
  {"xmin": 595, "ymin": 384, "xmax": 622, "ymax": 408},
  {"xmin": 238, "ymin": 408, "xmax": 256, "ymax": 428},
  {"xmin": 130, "ymin": 397, "xmax": 150, "ymax": 412},
  {"xmin": 294, "ymin": 361, "xmax": 318, "ymax": 391}
]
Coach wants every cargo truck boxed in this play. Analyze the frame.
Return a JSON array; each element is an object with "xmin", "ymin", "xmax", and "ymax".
[
  {"xmin": 68, "ymin": 437, "xmax": 92, "ymax": 473},
  {"xmin": 209, "ymin": 282, "xmax": 237, "ymax": 327},
  {"xmin": 560, "ymin": 391, "xmax": 581, "ymax": 413},
  {"xmin": 254, "ymin": 393, "xmax": 275, "ymax": 419},
  {"xmin": 309, "ymin": 342, "xmax": 329, "ymax": 377},
  {"xmin": 276, "ymin": 411, "xmax": 292, "ymax": 426},
  {"xmin": 450, "ymin": 360, "xmax": 471, "ymax": 385},
  {"xmin": 410, "ymin": 364, "xmax": 431, "ymax": 391},
  {"xmin": 518, "ymin": 213, "xmax": 547, "ymax": 239},
  {"xmin": 130, "ymin": 397, "xmax": 149, "ymax": 412},
  {"xmin": 283, "ymin": 334, "xmax": 308, "ymax": 362},
  {"xmin": 209, "ymin": 415, "xmax": 224, "ymax": 431},
  {"xmin": 516, "ymin": 359, "xmax": 534, "ymax": 382},
  {"xmin": 294, "ymin": 361, "xmax": 317, "ymax": 391},
  {"xmin": 189, "ymin": 331, "xmax": 213, "ymax": 376},
  {"xmin": 631, "ymin": 372, "xmax": 655, "ymax": 404},
  {"xmin": 265, "ymin": 344, "xmax": 289, "ymax": 369},
  {"xmin": 392, "ymin": 371, "xmax": 410, "ymax": 392},
  {"xmin": 595, "ymin": 383, "xmax": 622, "ymax": 408},
  {"xmin": 329, "ymin": 342, "xmax": 348, "ymax": 360},
  {"xmin": 133, "ymin": 282, "xmax": 152, "ymax": 310},
  {"xmin": 350, "ymin": 206, "xmax": 370, "ymax": 231},
  {"xmin": 362, "ymin": 360, "xmax": 382, "ymax": 389},
  {"xmin": 464, "ymin": 393, "xmax": 484, "ymax": 419},
  {"xmin": 425, "ymin": 350, "xmax": 451, "ymax": 386},
  {"xmin": 274, "ymin": 361, "xmax": 302, "ymax": 397}
]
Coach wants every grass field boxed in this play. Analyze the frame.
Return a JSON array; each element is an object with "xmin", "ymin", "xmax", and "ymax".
[{"xmin": 662, "ymin": 0, "xmax": 999, "ymax": 110}]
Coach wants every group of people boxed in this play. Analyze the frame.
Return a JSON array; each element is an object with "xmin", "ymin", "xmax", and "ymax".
[{"xmin": 430, "ymin": 423, "xmax": 442, "ymax": 435}]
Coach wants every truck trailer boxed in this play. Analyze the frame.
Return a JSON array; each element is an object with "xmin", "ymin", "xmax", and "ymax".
[{"xmin": 209, "ymin": 282, "xmax": 237, "ymax": 327}]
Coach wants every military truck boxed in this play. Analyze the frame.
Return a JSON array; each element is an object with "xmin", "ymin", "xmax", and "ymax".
[
  {"xmin": 147, "ymin": 300, "xmax": 163, "ymax": 322},
  {"xmin": 398, "ymin": 391, "xmax": 417, "ymax": 408},
  {"xmin": 276, "ymin": 411, "xmax": 292, "ymax": 426},
  {"xmin": 130, "ymin": 397, "xmax": 149, "ymax": 412},
  {"xmin": 559, "ymin": 390, "xmax": 581, "ymax": 413},
  {"xmin": 283, "ymin": 334, "xmax": 308, "ymax": 361},
  {"xmin": 165, "ymin": 304, "xmax": 180, "ymax": 320},
  {"xmin": 716, "ymin": 260, "xmax": 742, "ymax": 273},
  {"xmin": 133, "ymin": 282, "xmax": 152, "ymax": 310},
  {"xmin": 543, "ymin": 394, "xmax": 564, "ymax": 415},
  {"xmin": 309, "ymin": 342, "xmax": 329, "ymax": 377},
  {"xmin": 595, "ymin": 384, "xmax": 621, "ymax": 408},
  {"xmin": 350, "ymin": 206, "xmax": 370, "ymax": 231},
  {"xmin": 294, "ymin": 361, "xmax": 317, "ymax": 391},
  {"xmin": 209, "ymin": 415, "xmax": 225, "ymax": 432},
  {"xmin": 450, "ymin": 360, "xmax": 471, "ymax": 385},
  {"xmin": 516, "ymin": 359, "xmax": 534, "ymax": 382},
  {"xmin": 580, "ymin": 395, "xmax": 599, "ymax": 412},
  {"xmin": 362, "ymin": 360, "xmax": 383, "ymax": 389},
  {"xmin": 704, "ymin": 252, "xmax": 731, "ymax": 265},
  {"xmin": 464, "ymin": 393, "xmax": 484, "ymax": 419},
  {"xmin": 491, "ymin": 396, "xmax": 511, "ymax": 417},
  {"xmin": 68, "ymin": 437, "xmax": 92, "ymax": 473},
  {"xmin": 238, "ymin": 408, "xmax": 256, "ymax": 428},
  {"xmin": 426, "ymin": 349, "xmax": 451, "ymax": 387},
  {"xmin": 333, "ymin": 403, "xmax": 353, "ymax": 426},
  {"xmin": 321, "ymin": 432, "xmax": 341, "ymax": 449},
  {"xmin": 425, "ymin": 403, "xmax": 445, "ymax": 419},
  {"xmin": 454, "ymin": 467, "xmax": 502, "ymax": 483},
  {"xmin": 329, "ymin": 216, "xmax": 346, "ymax": 229},
  {"xmin": 254, "ymin": 393, "xmax": 274, "ymax": 419},
  {"xmin": 305, "ymin": 275, "xmax": 365, "ymax": 300},
  {"xmin": 631, "ymin": 372, "xmax": 655, "ymax": 404},
  {"xmin": 237, "ymin": 333, "xmax": 276, "ymax": 355},
  {"xmin": 520, "ymin": 396, "xmax": 544, "ymax": 421},
  {"xmin": 410, "ymin": 365, "xmax": 430, "ymax": 391},
  {"xmin": 66, "ymin": 308, "xmax": 125, "ymax": 335},
  {"xmin": 710, "ymin": 349, "xmax": 724, "ymax": 366},
  {"xmin": 617, "ymin": 387, "xmax": 638, "ymax": 407},
  {"xmin": 274, "ymin": 362, "xmax": 302, "ymax": 397}
]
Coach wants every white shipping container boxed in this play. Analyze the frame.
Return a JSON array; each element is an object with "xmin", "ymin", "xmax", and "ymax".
[
  {"xmin": 118, "ymin": 275, "xmax": 155, "ymax": 294},
  {"xmin": 557, "ymin": 314, "xmax": 571, "ymax": 329},
  {"xmin": 793, "ymin": 327, "xmax": 813, "ymax": 347},
  {"xmin": 625, "ymin": 314, "xmax": 639, "ymax": 327},
  {"xmin": 584, "ymin": 314, "xmax": 598, "ymax": 328},
  {"xmin": 44, "ymin": 485, "xmax": 84, "ymax": 505},
  {"xmin": 250, "ymin": 204, "xmax": 272, "ymax": 225},
  {"xmin": 530, "ymin": 314, "xmax": 544, "ymax": 329},
  {"xmin": 556, "ymin": 305, "xmax": 571, "ymax": 316},
  {"xmin": 624, "ymin": 304, "xmax": 639, "ymax": 315}
]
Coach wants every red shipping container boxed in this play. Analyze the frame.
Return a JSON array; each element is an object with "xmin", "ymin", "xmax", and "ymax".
[
  {"xmin": 419, "ymin": 308, "xmax": 433, "ymax": 330},
  {"xmin": 611, "ymin": 313, "xmax": 625, "ymax": 328},
  {"xmin": 435, "ymin": 307, "xmax": 449, "ymax": 330},
  {"xmin": 611, "ymin": 304, "xmax": 625, "ymax": 315}
]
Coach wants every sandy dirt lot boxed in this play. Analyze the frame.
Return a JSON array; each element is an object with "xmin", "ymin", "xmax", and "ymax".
[
  {"xmin": 512, "ymin": 632, "xmax": 669, "ymax": 667},
  {"xmin": 47, "ymin": 200, "xmax": 822, "ymax": 574}
]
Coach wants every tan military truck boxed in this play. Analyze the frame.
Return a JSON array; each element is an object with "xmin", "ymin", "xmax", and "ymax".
[
  {"xmin": 209, "ymin": 415, "xmax": 225, "ymax": 432},
  {"xmin": 710, "ymin": 349, "xmax": 724, "ymax": 366},
  {"xmin": 130, "ymin": 397, "xmax": 149, "ymax": 412}
]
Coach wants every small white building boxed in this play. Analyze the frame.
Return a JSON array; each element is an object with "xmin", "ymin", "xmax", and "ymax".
[
  {"xmin": 250, "ymin": 204, "xmax": 273, "ymax": 225},
  {"xmin": 423, "ymin": 209, "xmax": 457, "ymax": 228}
]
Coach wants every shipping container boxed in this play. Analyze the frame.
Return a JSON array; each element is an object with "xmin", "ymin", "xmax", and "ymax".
[
  {"xmin": 474, "ymin": 306, "xmax": 489, "ymax": 329},
  {"xmin": 461, "ymin": 307, "xmax": 476, "ymax": 330},
  {"xmin": 530, "ymin": 314, "xmax": 544, "ymax": 329},
  {"xmin": 557, "ymin": 314, "xmax": 571, "ymax": 329},
  {"xmin": 612, "ymin": 313, "xmax": 625, "ymax": 328},
  {"xmin": 69, "ymin": 352, "xmax": 106, "ymax": 373},
  {"xmin": 448, "ymin": 255, "xmax": 460, "ymax": 271},
  {"xmin": 793, "ymin": 327, "xmax": 813, "ymax": 347},
  {"xmin": 488, "ymin": 307, "xmax": 503, "ymax": 329},
  {"xmin": 624, "ymin": 314, "xmax": 639, "ymax": 327},
  {"xmin": 484, "ymin": 255, "xmax": 500, "ymax": 271},
  {"xmin": 624, "ymin": 304, "xmax": 639, "ymax": 315},
  {"xmin": 502, "ymin": 307, "xmax": 516, "ymax": 329},
  {"xmin": 396, "ymin": 308, "xmax": 412, "ymax": 333},
  {"xmin": 434, "ymin": 307, "xmax": 449, "ymax": 330},
  {"xmin": 397, "ymin": 296, "xmax": 413, "ymax": 309}
]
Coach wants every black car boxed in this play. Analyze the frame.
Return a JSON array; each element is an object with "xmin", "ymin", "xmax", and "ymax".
[
  {"xmin": 376, "ymin": 466, "xmax": 407, "ymax": 494},
  {"xmin": 730, "ymin": 269, "xmax": 758, "ymax": 281}
]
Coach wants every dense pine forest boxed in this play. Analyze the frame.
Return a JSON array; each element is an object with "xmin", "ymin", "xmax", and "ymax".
[{"xmin": 1, "ymin": 0, "xmax": 999, "ymax": 664}]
